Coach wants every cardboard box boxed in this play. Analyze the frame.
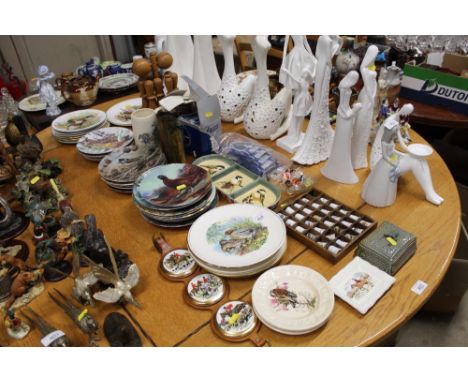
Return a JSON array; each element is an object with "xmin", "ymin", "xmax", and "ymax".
[{"xmin": 400, "ymin": 58, "xmax": 468, "ymax": 116}]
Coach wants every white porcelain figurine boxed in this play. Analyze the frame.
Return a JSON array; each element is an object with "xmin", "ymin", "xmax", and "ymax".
[
  {"xmin": 164, "ymin": 35, "xmax": 194, "ymax": 91},
  {"xmin": 350, "ymin": 45, "xmax": 378, "ymax": 170},
  {"xmin": 361, "ymin": 103, "xmax": 444, "ymax": 207},
  {"xmin": 275, "ymin": 35, "xmax": 317, "ymax": 152},
  {"xmin": 192, "ymin": 35, "xmax": 221, "ymax": 96},
  {"xmin": 321, "ymin": 70, "xmax": 362, "ymax": 184},
  {"xmin": 293, "ymin": 35, "xmax": 342, "ymax": 165},
  {"xmin": 217, "ymin": 35, "xmax": 256, "ymax": 123},
  {"xmin": 37, "ymin": 65, "xmax": 61, "ymax": 117},
  {"xmin": 243, "ymin": 35, "xmax": 292, "ymax": 140}
]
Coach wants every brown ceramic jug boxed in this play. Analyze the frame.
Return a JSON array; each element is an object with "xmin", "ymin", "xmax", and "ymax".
[{"xmin": 56, "ymin": 73, "xmax": 99, "ymax": 107}]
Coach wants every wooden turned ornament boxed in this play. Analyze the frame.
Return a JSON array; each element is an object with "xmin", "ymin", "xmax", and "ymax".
[
  {"xmin": 144, "ymin": 80, "xmax": 157, "ymax": 109},
  {"xmin": 133, "ymin": 58, "xmax": 152, "ymax": 109},
  {"xmin": 149, "ymin": 52, "xmax": 159, "ymax": 79}
]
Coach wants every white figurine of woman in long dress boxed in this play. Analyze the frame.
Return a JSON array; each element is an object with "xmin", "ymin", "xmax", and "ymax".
[
  {"xmin": 37, "ymin": 65, "xmax": 61, "ymax": 117},
  {"xmin": 361, "ymin": 103, "xmax": 444, "ymax": 207},
  {"xmin": 321, "ymin": 70, "xmax": 362, "ymax": 184},
  {"xmin": 351, "ymin": 45, "xmax": 378, "ymax": 170},
  {"xmin": 293, "ymin": 35, "xmax": 342, "ymax": 165},
  {"xmin": 275, "ymin": 35, "xmax": 317, "ymax": 152}
]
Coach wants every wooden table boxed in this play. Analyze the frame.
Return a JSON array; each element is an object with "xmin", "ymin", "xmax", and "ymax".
[{"xmin": 1, "ymin": 94, "xmax": 461, "ymax": 347}]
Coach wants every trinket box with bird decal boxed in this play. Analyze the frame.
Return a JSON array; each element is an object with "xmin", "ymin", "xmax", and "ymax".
[
  {"xmin": 356, "ymin": 221, "xmax": 417, "ymax": 275},
  {"xmin": 194, "ymin": 155, "xmax": 281, "ymax": 209},
  {"xmin": 276, "ymin": 189, "xmax": 377, "ymax": 263}
]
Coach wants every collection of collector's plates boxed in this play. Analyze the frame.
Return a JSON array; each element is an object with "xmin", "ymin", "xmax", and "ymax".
[
  {"xmin": 76, "ymin": 127, "xmax": 134, "ymax": 162},
  {"xmin": 252, "ymin": 265, "xmax": 335, "ymax": 335},
  {"xmin": 52, "ymin": 109, "xmax": 108, "ymax": 144},
  {"xmin": 133, "ymin": 163, "xmax": 217, "ymax": 227},
  {"xmin": 187, "ymin": 204, "xmax": 287, "ymax": 278}
]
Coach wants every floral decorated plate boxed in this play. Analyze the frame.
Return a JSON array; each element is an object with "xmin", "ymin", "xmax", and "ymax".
[
  {"xmin": 77, "ymin": 127, "xmax": 133, "ymax": 155},
  {"xmin": 106, "ymin": 98, "xmax": 142, "ymax": 126},
  {"xmin": 252, "ymin": 265, "xmax": 334, "ymax": 334},
  {"xmin": 19, "ymin": 91, "xmax": 65, "ymax": 112},
  {"xmin": 329, "ymin": 257, "xmax": 395, "ymax": 315},
  {"xmin": 188, "ymin": 204, "xmax": 286, "ymax": 269},
  {"xmin": 214, "ymin": 300, "xmax": 257, "ymax": 338},
  {"xmin": 99, "ymin": 73, "xmax": 139, "ymax": 92},
  {"xmin": 52, "ymin": 109, "xmax": 106, "ymax": 133},
  {"xmin": 133, "ymin": 163, "xmax": 212, "ymax": 210}
]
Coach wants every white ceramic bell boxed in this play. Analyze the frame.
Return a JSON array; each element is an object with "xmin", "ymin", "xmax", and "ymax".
[
  {"xmin": 362, "ymin": 103, "xmax": 444, "ymax": 207},
  {"xmin": 293, "ymin": 35, "xmax": 342, "ymax": 165},
  {"xmin": 217, "ymin": 35, "xmax": 256, "ymax": 123},
  {"xmin": 350, "ymin": 45, "xmax": 378, "ymax": 170},
  {"xmin": 275, "ymin": 35, "xmax": 317, "ymax": 152},
  {"xmin": 321, "ymin": 70, "xmax": 361, "ymax": 184},
  {"xmin": 192, "ymin": 36, "xmax": 221, "ymax": 96},
  {"xmin": 243, "ymin": 35, "xmax": 292, "ymax": 140}
]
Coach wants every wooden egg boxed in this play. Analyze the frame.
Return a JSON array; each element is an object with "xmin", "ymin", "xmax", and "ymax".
[
  {"xmin": 157, "ymin": 52, "xmax": 173, "ymax": 69},
  {"xmin": 132, "ymin": 58, "xmax": 152, "ymax": 78}
]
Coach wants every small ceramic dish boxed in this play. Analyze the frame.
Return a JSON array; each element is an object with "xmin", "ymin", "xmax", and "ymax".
[
  {"xmin": 99, "ymin": 73, "xmax": 139, "ymax": 92},
  {"xmin": 19, "ymin": 91, "xmax": 65, "ymax": 112},
  {"xmin": 192, "ymin": 154, "xmax": 236, "ymax": 177},
  {"xmin": 77, "ymin": 127, "xmax": 133, "ymax": 155},
  {"xmin": 231, "ymin": 179, "xmax": 281, "ymax": 209},
  {"xmin": 329, "ymin": 257, "xmax": 396, "ymax": 315},
  {"xmin": 106, "ymin": 98, "xmax": 142, "ymax": 126},
  {"xmin": 212, "ymin": 166, "xmax": 255, "ymax": 196},
  {"xmin": 52, "ymin": 109, "xmax": 106, "ymax": 133}
]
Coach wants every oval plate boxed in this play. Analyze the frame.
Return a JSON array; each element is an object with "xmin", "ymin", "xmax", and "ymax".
[
  {"xmin": 19, "ymin": 91, "xmax": 65, "ymax": 112},
  {"xmin": 106, "ymin": 97, "xmax": 142, "ymax": 126},
  {"xmin": 99, "ymin": 73, "xmax": 139, "ymax": 92}
]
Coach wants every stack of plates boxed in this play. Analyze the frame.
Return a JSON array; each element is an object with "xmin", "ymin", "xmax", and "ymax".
[
  {"xmin": 252, "ymin": 265, "xmax": 335, "ymax": 335},
  {"xmin": 52, "ymin": 109, "xmax": 107, "ymax": 144},
  {"xmin": 132, "ymin": 163, "xmax": 216, "ymax": 227},
  {"xmin": 187, "ymin": 204, "xmax": 287, "ymax": 278},
  {"xmin": 76, "ymin": 127, "xmax": 134, "ymax": 162}
]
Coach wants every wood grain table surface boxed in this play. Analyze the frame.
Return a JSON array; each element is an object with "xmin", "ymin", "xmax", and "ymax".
[{"xmin": 1, "ymin": 93, "xmax": 460, "ymax": 347}]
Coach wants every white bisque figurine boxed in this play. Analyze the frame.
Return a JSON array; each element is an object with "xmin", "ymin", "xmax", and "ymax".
[
  {"xmin": 37, "ymin": 65, "xmax": 61, "ymax": 117},
  {"xmin": 217, "ymin": 35, "xmax": 256, "ymax": 123},
  {"xmin": 243, "ymin": 35, "xmax": 292, "ymax": 140},
  {"xmin": 293, "ymin": 35, "xmax": 342, "ymax": 165},
  {"xmin": 351, "ymin": 45, "xmax": 378, "ymax": 170},
  {"xmin": 192, "ymin": 35, "xmax": 221, "ymax": 96},
  {"xmin": 164, "ymin": 35, "xmax": 194, "ymax": 91},
  {"xmin": 362, "ymin": 103, "xmax": 444, "ymax": 207},
  {"xmin": 321, "ymin": 70, "xmax": 362, "ymax": 184},
  {"xmin": 275, "ymin": 35, "xmax": 317, "ymax": 152}
]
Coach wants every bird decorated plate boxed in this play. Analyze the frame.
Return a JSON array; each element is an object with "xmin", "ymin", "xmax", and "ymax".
[
  {"xmin": 252, "ymin": 265, "xmax": 334, "ymax": 334},
  {"xmin": 188, "ymin": 204, "xmax": 286, "ymax": 268},
  {"xmin": 214, "ymin": 300, "xmax": 257, "ymax": 338},
  {"xmin": 77, "ymin": 127, "xmax": 133, "ymax": 155},
  {"xmin": 133, "ymin": 163, "xmax": 212, "ymax": 210},
  {"xmin": 19, "ymin": 91, "xmax": 65, "ymax": 112},
  {"xmin": 99, "ymin": 73, "xmax": 139, "ymax": 92},
  {"xmin": 106, "ymin": 98, "xmax": 142, "ymax": 126},
  {"xmin": 52, "ymin": 109, "xmax": 106, "ymax": 133},
  {"xmin": 186, "ymin": 273, "xmax": 226, "ymax": 306}
]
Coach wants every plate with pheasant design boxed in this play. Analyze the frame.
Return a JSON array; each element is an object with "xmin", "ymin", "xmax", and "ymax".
[
  {"xmin": 252, "ymin": 265, "xmax": 334, "ymax": 335},
  {"xmin": 133, "ymin": 163, "xmax": 212, "ymax": 210}
]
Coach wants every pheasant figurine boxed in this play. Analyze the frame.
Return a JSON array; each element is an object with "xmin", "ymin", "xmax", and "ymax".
[
  {"xmin": 243, "ymin": 35, "xmax": 292, "ymax": 140},
  {"xmin": 217, "ymin": 35, "xmax": 256, "ymax": 123}
]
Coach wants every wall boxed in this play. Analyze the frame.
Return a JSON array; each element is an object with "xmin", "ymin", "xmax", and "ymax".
[{"xmin": 0, "ymin": 35, "xmax": 114, "ymax": 82}]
